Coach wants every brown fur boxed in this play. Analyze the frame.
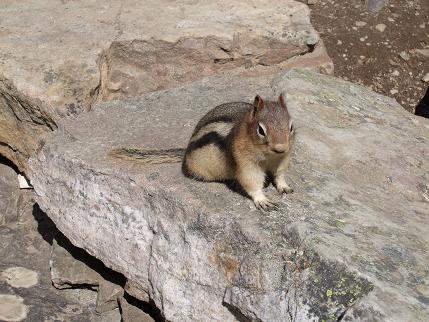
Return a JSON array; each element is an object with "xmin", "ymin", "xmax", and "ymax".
[
  {"xmin": 183, "ymin": 94, "xmax": 295, "ymax": 210},
  {"xmin": 110, "ymin": 95, "xmax": 294, "ymax": 210}
]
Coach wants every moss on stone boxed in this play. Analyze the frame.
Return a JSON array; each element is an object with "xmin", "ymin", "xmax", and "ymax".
[{"xmin": 304, "ymin": 252, "xmax": 373, "ymax": 321}]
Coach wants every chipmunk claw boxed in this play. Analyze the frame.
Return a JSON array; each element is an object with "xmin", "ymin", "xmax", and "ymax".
[
  {"xmin": 277, "ymin": 185, "xmax": 294, "ymax": 194},
  {"xmin": 254, "ymin": 198, "xmax": 278, "ymax": 211}
]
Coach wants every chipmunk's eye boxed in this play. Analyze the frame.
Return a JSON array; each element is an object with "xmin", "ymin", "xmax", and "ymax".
[
  {"xmin": 289, "ymin": 122, "xmax": 294, "ymax": 133},
  {"xmin": 257, "ymin": 123, "xmax": 266, "ymax": 138}
]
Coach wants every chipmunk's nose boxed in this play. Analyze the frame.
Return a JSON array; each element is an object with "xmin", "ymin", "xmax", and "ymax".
[{"xmin": 272, "ymin": 144, "xmax": 287, "ymax": 154}]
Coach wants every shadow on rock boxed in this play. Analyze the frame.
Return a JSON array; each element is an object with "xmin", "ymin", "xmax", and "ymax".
[
  {"xmin": 32, "ymin": 203, "xmax": 164, "ymax": 321},
  {"xmin": 415, "ymin": 87, "xmax": 429, "ymax": 118},
  {"xmin": 33, "ymin": 203, "xmax": 56, "ymax": 245}
]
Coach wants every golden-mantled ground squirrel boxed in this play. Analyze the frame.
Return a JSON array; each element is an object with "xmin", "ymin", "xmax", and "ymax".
[{"xmin": 111, "ymin": 94, "xmax": 295, "ymax": 210}]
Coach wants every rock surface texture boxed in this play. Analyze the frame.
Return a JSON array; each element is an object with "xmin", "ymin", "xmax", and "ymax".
[
  {"xmin": 0, "ymin": 0, "xmax": 332, "ymax": 173},
  {"xmin": 29, "ymin": 69, "xmax": 429, "ymax": 321},
  {"xmin": 0, "ymin": 163, "xmax": 20, "ymax": 226},
  {"xmin": 0, "ymin": 164, "xmax": 151, "ymax": 321}
]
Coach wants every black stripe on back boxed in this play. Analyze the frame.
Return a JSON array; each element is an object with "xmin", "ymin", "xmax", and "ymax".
[{"xmin": 186, "ymin": 131, "xmax": 229, "ymax": 154}]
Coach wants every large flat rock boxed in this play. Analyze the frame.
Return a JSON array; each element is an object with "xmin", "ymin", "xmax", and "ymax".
[
  {"xmin": 0, "ymin": 0, "xmax": 332, "ymax": 172},
  {"xmin": 29, "ymin": 69, "xmax": 429, "ymax": 321}
]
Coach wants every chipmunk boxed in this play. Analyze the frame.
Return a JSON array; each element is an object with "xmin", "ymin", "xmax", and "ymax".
[{"xmin": 111, "ymin": 94, "xmax": 295, "ymax": 210}]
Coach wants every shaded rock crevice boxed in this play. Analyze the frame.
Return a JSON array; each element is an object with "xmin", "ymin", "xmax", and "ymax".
[{"xmin": 0, "ymin": 79, "xmax": 57, "ymax": 172}]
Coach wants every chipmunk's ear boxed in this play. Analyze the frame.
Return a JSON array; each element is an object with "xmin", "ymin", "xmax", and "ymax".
[
  {"xmin": 278, "ymin": 93, "xmax": 288, "ymax": 110},
  {"xmin": 252, "ymin": 95, "xmax": 264, "ymax": 116}
]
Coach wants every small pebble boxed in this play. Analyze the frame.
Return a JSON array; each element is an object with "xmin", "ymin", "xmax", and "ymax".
[
  {"xmin": 392, "ymin": 70, "xmax": 399, "ymax": 76},
  {"xmin": 420, "ymin": 23, "xmax": 426, "ymax": 28},
  {"xmin": 307, "ymin": 0, "xmax": 317, "ymax": 5},
  {"xmin": 390, "ymin": 89, "xmax": 398, "ymax": 95},
  {"xmin": 306, "ymin": 33, "xmax": 320, "ymax": 46},
  {"xmin": 413, "ymin": 48, "xmax": 429, "ymax": 58},
  {"xmin": 388, "ymin": 17, "xmax": 394, "ymax": 22},
  {"xmin": 422, "ymin": 73, "xmax": 429, "ymax": 83},
  {"xmin": 375, "ymin": 23, "xmax": 386, "ymax": 32},
  {"xmin": 356, "ymin": 21, "xmax": 367, "ymax": 27},
  {"xmin": 337, "ymin": 40, "xmax": 342, "ymax": 45},
  {"xmin": 399, "ymin": 51, "xmax": 410, "ymax": 61}
]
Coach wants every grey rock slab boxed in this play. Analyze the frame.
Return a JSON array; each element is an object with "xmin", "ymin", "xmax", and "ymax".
[
  {"xmin": 50, "ymin": 234, "xmax": 125, "ymax": 291},
  {"xmin": 0, "ymin": 191, "xmax": 102, "ymax": 321},
  {"xmin": 118, "ymin": 297, "xmax": 155, "ymax": 322},
  {"xmin": 0, "ymin": 163, "xmax": 20, "ymax": 226},
  {"xmin": 124, "ymin": 279, "xmax": 150, "ymax": 302},
  {"xmin": 50, "ymin": 238, "xmax": 105, "ymax": 289},
  {"xmin": 96, "ymin": 281, "xmax": 124, "ymax": 313},
  {"xmin": 98, "ymin": 308, "xmax": 122, "ymax": 322},
  {"xmin": 29, "ymin": 69, "xmax": 429, "ymax": 321},
  {"xmin": 0, "ymin": 0, "xmax": 332, "ymax": 173}
]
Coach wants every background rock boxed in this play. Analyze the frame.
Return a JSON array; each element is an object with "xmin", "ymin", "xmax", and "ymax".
[
  {"xmin": 0, "ymin": 162, "xmax": 20, "ymax": 226},
  {"xmin": 50, "ymin": 233, "xmax": 125, "ymax": 290},
  {"xmin": 119, "ymin": 297, "xmax": 155, "ymax": 322},
  {"xmin": 0, "ymin": 0, "xmax": 332, "ymax": 173},
  {"xmin": 0, "ymin": 181, "xmax": 106, "ymax": 321},
  {"xmin": 124, "ymin": 279, "xmax": 150, "ymax": 302},
  {"xmin": 50, "ymin": 238, "xmax": 105, "ymax": 290},
  {"xmin": 99, "ymin": 308, "xmax": 121, "ymax": 322},
  {"xmin": 0, "ymin": 267, "xmax": 38, "ymax": 289},
  {"xmin": 0, "ymin": 294, "xmax": 29, "ymax": 322},
  {"xmin": 95, "ymin": 281, "xmax": 124, "ymax": 313},
  {"xmin": 29, "ymin": 69, "xmax": 429, "ymax": 321}
]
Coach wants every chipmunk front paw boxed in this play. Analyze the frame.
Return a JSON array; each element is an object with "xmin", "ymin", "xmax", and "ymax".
[
  {"xmin": 254, "ymin": 196, "xmax": 278, "ymax": 211},
  {"xmin": 276, "ymin": 184, "xmax": 294, "ymax": 194}
]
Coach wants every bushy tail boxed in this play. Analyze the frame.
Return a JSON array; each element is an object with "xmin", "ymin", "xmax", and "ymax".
[{"xmin": 110, "ymin": 148, "xmax": 184, "ymax": 164}]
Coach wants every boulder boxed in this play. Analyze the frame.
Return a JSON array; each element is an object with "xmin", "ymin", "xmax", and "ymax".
[
  {"xmin": 0, "ymin": 163, "xmax": 20, "ymax": 226},
  {"xmin": 29, "ymin": 69, "xmax": 429, "ymax": 321},
  {"xmin": 0, "ymin": 0, "xmax": 332, "ymax": 173}
]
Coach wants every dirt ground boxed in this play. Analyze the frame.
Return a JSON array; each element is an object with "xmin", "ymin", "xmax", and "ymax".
[{"xmin": 302, "ymin": 0, "xmax": 428, "ymax": 114}]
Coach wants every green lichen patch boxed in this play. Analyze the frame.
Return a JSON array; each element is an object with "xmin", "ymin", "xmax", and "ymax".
[{"xmin": 304, "ymin": 253, "xmax": 373, "ymax": 321}]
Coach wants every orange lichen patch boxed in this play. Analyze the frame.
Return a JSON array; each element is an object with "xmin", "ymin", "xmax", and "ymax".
[{"xmin": 209, "ymin": 246, "xmax": 240, "ymax": 282}]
